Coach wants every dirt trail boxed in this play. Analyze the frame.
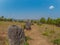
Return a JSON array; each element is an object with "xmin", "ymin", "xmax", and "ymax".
[{"xmin": 25, "ymin": 24, "xmax": 53, "ymax": 45}]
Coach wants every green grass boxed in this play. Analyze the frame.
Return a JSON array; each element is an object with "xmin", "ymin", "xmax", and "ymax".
[
  {"xmin": 42, "ymin": 32, "xmax": 50, "ymax": 36},
  {"xmin": 42, "ymin": 27, "xmax": 60, "ymax": 45},
  {"xmin": 52, "ymin": 38, "xmax": 60, "ymax": 45},
  {"xmin": 24, "ymin": 36, "xmax": 32, "ymax": 45},
  {"xmin": 25, "ymin": 36, "xmax": 32, "ymax": 41},
  {"xmin": 24, "ymin": 42, "xmax": 29, "ymax": 45},
  {"xmin": 42, "ymin": 29, "xmax": 55, "ymax": 36},
  {"xmin": 0, "ymin": 21, "xmax": 4, "ymax": 24}
]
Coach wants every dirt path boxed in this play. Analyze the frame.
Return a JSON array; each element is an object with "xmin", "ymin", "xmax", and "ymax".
[{"xmin": 25, "ymin": 24, "xmax": 53, "ymax": 45}]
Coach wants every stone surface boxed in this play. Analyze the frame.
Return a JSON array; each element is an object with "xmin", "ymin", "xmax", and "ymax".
[
  {"xmin": 25, "ymin": 21, "xmax": 31, "ymax": 30},
  {"xmin": 8, "ymin": 25, "xmax": 25, "ymax": 45}
]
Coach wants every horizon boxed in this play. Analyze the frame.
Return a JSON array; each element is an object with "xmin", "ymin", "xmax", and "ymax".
[{"xmin": 0, "ymin": 0, "xmax": 60, "ymax": 19}]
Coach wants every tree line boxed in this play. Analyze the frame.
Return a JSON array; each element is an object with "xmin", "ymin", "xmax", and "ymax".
[
  {"xmin": 0, "ymin": 16, "xmax": 60, "ymax": 26},
  {"xmin": 0, "ymin": 16, "xmax": 13, "ymax": 21},
  {"xmin": 39, "ymin": 17, "xmax": 60, "ymax": 26},
  {"xmin": 0, "ymin": 16, "xmax": 24, "ymax": 22}
]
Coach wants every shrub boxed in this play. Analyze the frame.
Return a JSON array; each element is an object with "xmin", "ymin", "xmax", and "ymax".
[
  {"xmin": 53, "ymin": 38, "xmax": 60, "ymax": 45},
  {"xmin": 42, "ymin": 29, "xmax": 55, "ymax": 36},
  {"xmin": 24, "ymin": 42, "xmax": 29, "ymax": 45},
  {"xmin": 40, "ymin": 17, "xmax": 46, "ymax": 24},
  {"xmin": 24, "ymin": 36, "xmax": 32, "ymax": 45},
  {"xmin": 42, "ymin": 31, "xmax": 50, "ymax": 36},
  {"xmin": 25, "ymin": 36, "xmax": 32, "ymax": 41}
]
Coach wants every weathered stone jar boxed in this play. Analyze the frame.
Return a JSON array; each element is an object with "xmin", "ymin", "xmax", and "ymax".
[
  {"xmin": 8, "ymin": 25, "xmax": 25, "ymax": 45},
  {"xmin": 25, "ymin": 21, "xmax": 31, "ymax": 30}
]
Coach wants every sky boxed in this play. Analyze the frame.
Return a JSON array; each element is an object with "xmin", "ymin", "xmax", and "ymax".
[{"xmin": 0, "ymin": 0, "xmax": 60, "ymax": 19}]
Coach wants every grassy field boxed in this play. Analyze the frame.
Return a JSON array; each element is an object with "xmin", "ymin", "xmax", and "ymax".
[
  {"xmin": 0, "ymin": 21, "xmax": 60, "ymax": 45},
  {"xmin": 0, "ymin": 21, "xmax": 25, "ymax": 45}
]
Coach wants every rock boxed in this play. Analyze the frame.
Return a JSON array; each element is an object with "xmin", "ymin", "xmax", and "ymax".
[
  {"xmin": 8, "ymin": 25, "xmax": 25, "ymax": 45},
  {"xmin": 25, "ymin": 21, "xmax": 31, "ymax": 30}
]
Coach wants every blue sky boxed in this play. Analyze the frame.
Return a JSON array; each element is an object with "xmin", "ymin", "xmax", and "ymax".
[{"xmin": 0, "ymin": 0, "xmax": 60, "ymax": 19}]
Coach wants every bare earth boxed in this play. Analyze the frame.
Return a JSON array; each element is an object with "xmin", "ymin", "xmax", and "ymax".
[{"xmin": 25, "ymin": 24, "xmax": 53, "ymax": 45}]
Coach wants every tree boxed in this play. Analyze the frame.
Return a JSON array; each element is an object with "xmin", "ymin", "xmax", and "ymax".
[
  {"xmin": 0, "ymin": 16, "xmax": 5, "ymax": 21},
  {"xmin": 47, "ymin": 17, "xmax": 53, "ymax": 24},
  {"xmin": 7, "ymin": 18, "xmax": 13, "ymax": 21},
  {"xmin": 1, "ymin": 16, "xmax": 4, "ymax": 19},
  {"xmin": 56, "ymin": 18, "xmax": 60, "ymax": 26},
  {"xmin": 40, "ymin": 17, "xmax": 46, "ymax": 23}
]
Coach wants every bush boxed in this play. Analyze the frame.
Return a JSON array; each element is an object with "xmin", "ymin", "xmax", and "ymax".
[
  {"xmin": 56, "ymin": 18, "xmax": 60, "ymax": 27},
  {"xmin": 40, "ymin": 17, "xmax": 46, "ymax": 24},
  {"xmin": 42, "ymin": 31, "xmax": 50, "ymax": 36},
  {"xmin": 24, "ymin": 42, "xmax": 29, "ymax": 45},
  {"xmin": 53, "ymin": 38, "xmax": 60, "ymax": 45},
  {"xmin": 24, "ymin": 36, "xmax": 32, "ymax": 45},
  {"xmin": 42, "ymin": 29, "xmax": 55, "ymax": 36},
  {"xmin": 25, "ymin": 36, "xmax": 32, "ymax": 41}
]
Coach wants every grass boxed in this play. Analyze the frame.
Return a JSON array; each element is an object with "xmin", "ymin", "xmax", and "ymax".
[
  {"xmin": 42, "ymin": 31, "xmax": 50, "ymax": 36},
  {"xmin": 0, "ymin": 36, "xmax": 9, "ymax": 45},
  {"xmin": 42, "ymin": 29, "xmax": 55, "ymax": 36},
  {"xmin": 42, "ymin": 29, "xmax": 60, "ymax": 45},
  {"xmin": 0, "ymin": 21, "xmax": 29, "ymax": 45},
  {"xmin": 25, "ymin": 36, "xmax": 32, "ymax": 41},
  {"xmin": 40, "ymin": 24, "xmax": 60, "ymax": 45},
  {"xmin": 0, "ymin": 36, "xmax": 30, "ymax": 45},
  {"xmin": 0, "ymin": 22, "xmax": 60, "ymax": 45},
  {"xmin": 52, "ymin": 38, "xmax": 60, "ymax": 45},
  {"xmin": 24, "ymin": 42, "xmax": 29, "ymax": 45},
  {"xmin": 24, "ymin": 36, "xmax": 32, "ymax": 45}
]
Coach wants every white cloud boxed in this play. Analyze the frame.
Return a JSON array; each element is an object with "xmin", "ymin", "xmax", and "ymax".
[{"xmin": 49, "ymin": 5, "xmax": 55, "ymax": 10}]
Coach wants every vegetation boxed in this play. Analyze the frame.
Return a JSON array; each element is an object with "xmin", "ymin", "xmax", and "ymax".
[
  {"xmin": 39, "ymin": 17, "xmax": 60, "ymax": 27},
  {"xmin": 0, "ymin": 16, "xmax": 60, "ymax": 27},
  {"xmin": 40, "ymin": 17, "xmax": 46, "ymax": 24},
  {"xmin": 24, "ymin": 36, "xmax": 32, "ymax": 45},
  {"xmin": 42, "ymin": 29, "xmax": 55, "ymax": 36},
  {"xmin": 0, "ymin": 16, "xmax": 60, "ymax": 45},
  {"xmin": 24, "ymin": 42, "xmax": 29, "ymax": 45},
  {"xmin": 41, "ymin": 24, "xmax": 60, "ymax": 45},
  {"xmin": 53, "ymin": 38, "xmax": 60, "ymax": 45},
  {"xmin": 0, "ymin": 16, "xmax": 25, "ymax": 22},
  {"xmin": 25, "ymin": 36, "xmax": 32, "ymax": 41}
]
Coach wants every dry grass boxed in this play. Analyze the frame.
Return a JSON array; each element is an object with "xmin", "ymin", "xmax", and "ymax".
[
  {"xmin": 39, "ymin": 24, "xmax": 60, "ymax": 45},
  {"xmin": 0, "ymin": 21, "xmax": 25, "ymax": 45},
  {"xmin": 0, "ymin": 21, "xmax": 60, "ymax": 45}
]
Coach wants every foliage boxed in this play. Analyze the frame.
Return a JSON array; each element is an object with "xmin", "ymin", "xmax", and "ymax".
[
  {"xmin": 25, "ymin": 36, "xmax": 32, "ymax": 41},
  {"xmin": 39, "ymin": 17, "xmax": 60, "ymax": 26},
  {"xmin": 47, "ymin": 17, "xmax": 52, "ymax": 24},
  {"xmin": 53, "ymin": 38, "xmax": 60, "ymax": 45},
  {"xmin": 24, "ymin": 36, "xmax": 32, "ymax": 45},
  {"xmin": 0, "ymin": 16, "xmax": 60, "ymax": 26},
  {"xmin": 56, "ymin": 18, "xmax": 60, "ymax": 26},
  {"xmin": 24, "ymin": 42, "xmax": 29, "ymax": 45},
  {"xmin": 40, "ymin": 17, "xmax": 46, "ymax": 23},
  {"xmin": 42, "ymin": 29, "xmax": 55, "ymax": 36}
]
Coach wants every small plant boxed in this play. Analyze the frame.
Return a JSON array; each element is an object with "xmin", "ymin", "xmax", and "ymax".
[
  {"xmin": 53, "ymin": 38, "xmax": 60, "ymax": 45},
  {"xmin": 25, "ymin": 36, "xmax": 32, "ymax": 41},
  {"xmin": 42, "ymin": 31, "xmax": 50, "ymax": 36},
  {"xmin": 24, "ymin": 42, "xmax": 29, "ymax": 45},
  {"xmin": 42, "ymin": 29, "xmax": 55, "ymax": 36},
  {"xmin": 50, "ymin": 30, "xmax": 55, "ymax": 34},
  {"xmin": 24, "ymin": 36, "xmax": 32, "ymax": 45}
]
